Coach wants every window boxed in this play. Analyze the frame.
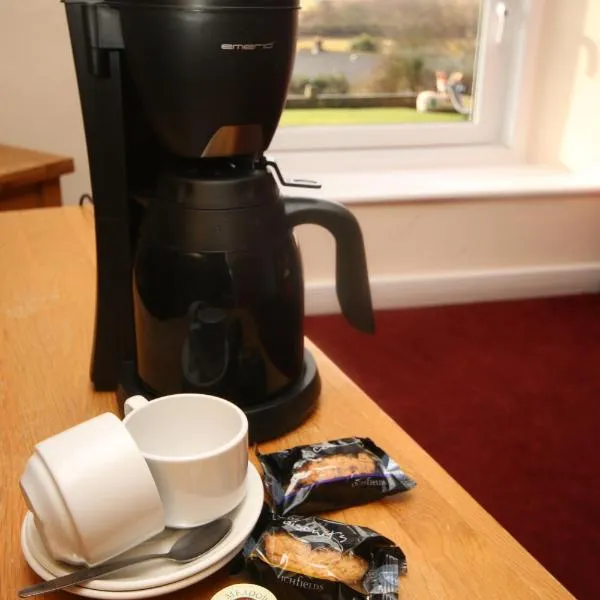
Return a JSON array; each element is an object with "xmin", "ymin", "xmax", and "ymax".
[{"xmin": 271, "ymin": 0, "xmax": 543, "ymax": 156}]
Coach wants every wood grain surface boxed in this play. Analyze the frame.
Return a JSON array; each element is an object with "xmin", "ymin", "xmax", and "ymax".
[
  {"xmin": 0, "ymin": 206, "xmax": 574, "ymax": 600},
  {"xmin": 0, "ymin": 145, "xmax": 74, "ymax": 210},
  {"xmin": 0, "ymin": 145, "xmax": 74, "ymax": 186}
]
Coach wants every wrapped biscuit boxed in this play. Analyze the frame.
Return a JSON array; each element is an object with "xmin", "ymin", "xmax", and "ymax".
[
  {"xmin": 246, "ymin": 515, "xmax": 406, "ymax": 600},
  {"xmin": 258, "ymin": 437, "xmax": 416, "ymax": 516}
]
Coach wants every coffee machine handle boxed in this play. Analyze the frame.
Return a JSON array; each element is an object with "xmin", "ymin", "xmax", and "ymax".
[{"xmin": 284, "ymin": 197, "xmax": 375, "ymax": 334}]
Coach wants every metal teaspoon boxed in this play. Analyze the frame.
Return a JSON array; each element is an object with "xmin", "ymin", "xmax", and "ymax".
[{"xmin": 18, "ymin": 518, "xmax": 232, "ymax": 598}]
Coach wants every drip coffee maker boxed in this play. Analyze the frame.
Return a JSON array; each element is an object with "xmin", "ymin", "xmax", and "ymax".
[{"xmin": 63, "ymin": 0, "xmax": 374, "ymax": 441}]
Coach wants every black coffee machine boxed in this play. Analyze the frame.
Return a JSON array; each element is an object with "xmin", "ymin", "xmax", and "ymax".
[{"xmin": 63, "ymin": 0, "xmax": 375, "ymax": 442}]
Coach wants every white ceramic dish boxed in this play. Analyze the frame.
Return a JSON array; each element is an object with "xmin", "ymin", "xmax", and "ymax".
[
  {"xmin": 20, "ymin": 463, "xmax": 263, "ymax": 598},
  {"xmin": 21, "ymin": 539, "xmax": 243, "ymax": 600}
]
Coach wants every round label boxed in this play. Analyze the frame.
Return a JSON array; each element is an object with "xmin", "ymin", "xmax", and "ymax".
[{"xmin": 211, "ymin": 583, "xmax": 277, "ymax": 600}]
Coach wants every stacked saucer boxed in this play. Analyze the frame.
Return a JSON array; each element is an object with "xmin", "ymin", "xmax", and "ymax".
[{"xmin": 20, "ymin": 463, "xmax": 263, "ymax": 599}]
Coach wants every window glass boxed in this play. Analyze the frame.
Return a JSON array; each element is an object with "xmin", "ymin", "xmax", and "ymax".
[{"xmin": 281, "ymin": 0, "xmax": 482, "ymax": 128}]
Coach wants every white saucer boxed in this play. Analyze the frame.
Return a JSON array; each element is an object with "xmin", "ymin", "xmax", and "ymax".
[
  {"xmin": 22, "ymin": 542, "xmax": 242, "ymax": 599},
  {"xmin": 21, "ymin": 462, "xmax": 263, "ymax": 598}
]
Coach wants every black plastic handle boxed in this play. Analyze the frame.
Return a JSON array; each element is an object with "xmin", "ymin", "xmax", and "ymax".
[{"xmin": 284, "ymin": 197, "xmax": 375, "ymax": 334}]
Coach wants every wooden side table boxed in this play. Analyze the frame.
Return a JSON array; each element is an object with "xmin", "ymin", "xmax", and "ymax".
[
  {"xmin": 0, "ymin": 206, "xmax": 576, "ymax": 600},
  {"xmin": 0, "ymin": 144, "xmax": 75, "ymax": 211}
]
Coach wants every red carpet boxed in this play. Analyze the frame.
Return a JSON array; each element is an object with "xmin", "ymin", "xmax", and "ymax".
[{"xmin": 306, "ymin": 295, "xmax": 600, "ymax": 600}]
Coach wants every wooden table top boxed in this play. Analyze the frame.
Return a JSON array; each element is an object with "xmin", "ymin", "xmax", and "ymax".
[
  {"xmin": 0, "ymin": 206, "xmax": 573, "ymax": 600},
  {"xmin": 0, "ymin": 144, "xmax": 74, "ymax": 188}
]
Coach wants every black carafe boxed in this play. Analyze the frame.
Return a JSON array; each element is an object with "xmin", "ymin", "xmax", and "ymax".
[{"xmin": 133, "ymin": 158, "xmax": 374, "ymax": 440}]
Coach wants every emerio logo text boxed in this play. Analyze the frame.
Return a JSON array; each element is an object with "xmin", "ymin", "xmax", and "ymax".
[{"xmin": 221, "ymin": 42, "xmax": 275, "ymax": 51}]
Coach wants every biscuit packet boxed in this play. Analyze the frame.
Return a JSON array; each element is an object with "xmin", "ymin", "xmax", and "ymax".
[
  {"xmin": 257, "ymin": 437, "xmax": 416, "ymax": 516},
  {"xmin": 246, "ymin": 515, "xmax": 406, "ymax": 600}
]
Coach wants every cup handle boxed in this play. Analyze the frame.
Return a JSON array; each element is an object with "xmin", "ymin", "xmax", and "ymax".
[{"xmin": 123, "ymin": 395, "xmax": 149, "ymax": 416}]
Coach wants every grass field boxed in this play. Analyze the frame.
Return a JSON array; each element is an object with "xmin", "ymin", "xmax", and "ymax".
[{"xmin": 280, "ymin": 107, "xmax": 466, "ymax": 127}]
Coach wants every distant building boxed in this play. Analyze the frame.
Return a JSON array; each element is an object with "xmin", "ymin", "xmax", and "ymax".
[{"xmin": 293, "ymin": 49, "xmax": 382, "ymax": 87}]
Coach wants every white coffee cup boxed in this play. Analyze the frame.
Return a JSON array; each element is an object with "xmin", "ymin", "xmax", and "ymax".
[
  {"xmin": 20, "ymin": 413, "xmax": 165, "ymax": 566},
  {"xmin": 123, "ymin": 393, "xmax": 249, "ymax": 528}
]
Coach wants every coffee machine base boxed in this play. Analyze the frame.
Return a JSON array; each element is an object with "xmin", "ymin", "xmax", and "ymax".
[{"xmin": 116, "ymin": 350, "xmax": 321, "ymax": 443}]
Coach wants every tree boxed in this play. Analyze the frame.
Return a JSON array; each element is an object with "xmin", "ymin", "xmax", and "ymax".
[
  {"xmin": 350, "ymin": 34, "xmax": 379, "ymax": 53},
  {"xmin": 289, "ymin": 74, "xmax": 350, "ymax": 95},
  {"xmin": 369, "ymin": 52, "xmax": 428, "ymax": 93}
]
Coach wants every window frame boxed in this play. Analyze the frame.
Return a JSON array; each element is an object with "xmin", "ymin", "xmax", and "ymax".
[{"xmin": 270, "ymin": 0, "xmax": 546, "ymax": 157}]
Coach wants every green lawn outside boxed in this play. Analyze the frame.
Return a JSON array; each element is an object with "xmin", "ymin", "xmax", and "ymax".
[{"xmin": 280, "ymin": 107, "xmax": 466, "ymax": 127}]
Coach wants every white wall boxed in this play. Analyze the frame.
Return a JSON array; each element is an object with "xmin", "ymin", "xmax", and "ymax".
[
  {"xmin": 528, "ymin": 0, "xmax": 600, "ymax": 170},
  {"xmin": 298, "ymin": 195, "xmax": 600, "ymax": 280},
  {"xmin": 0, "ymin": 0, "xmax": 89, "ymax": 204},
  {"xmin": 1, "ymin": 1, "xmax": 600, "ymax": 311},
  {"xmin": 297, "ymin": 192, "xmax": 600, "ymax": 313}
]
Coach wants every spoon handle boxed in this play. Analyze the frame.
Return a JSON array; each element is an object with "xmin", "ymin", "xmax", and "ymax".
[{"xmin": 18, "ymin": 552, "xmax": 166, "ymax": 597}]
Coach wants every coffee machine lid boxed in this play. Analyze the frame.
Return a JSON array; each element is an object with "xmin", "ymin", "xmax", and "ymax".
[{"xmin": 106, "ymin": 0, "xmax": 300, "ymax": 8}]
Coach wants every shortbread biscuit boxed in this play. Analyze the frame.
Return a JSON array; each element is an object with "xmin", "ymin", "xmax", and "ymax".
[
  {"xmin": 263, "ymin": 531, "xmax": 368, "ymax": 585},
  {"xmin": 286, "ymin": 452, "xmax": 377, "ymax": 495}
]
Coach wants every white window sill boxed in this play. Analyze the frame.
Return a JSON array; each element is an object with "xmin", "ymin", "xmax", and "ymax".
[
  {"xmin": 296, "ymin": 166, "xmax": 600, "ymax": 205},
  {"xmin": 272, "ymin": 146, "xmax": 600, "ymax": 205}
]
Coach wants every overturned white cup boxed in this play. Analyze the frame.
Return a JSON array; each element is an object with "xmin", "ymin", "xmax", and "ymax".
[{"xmin": 20, "ymin": 413, "xmax": 165, "ymax": 566}]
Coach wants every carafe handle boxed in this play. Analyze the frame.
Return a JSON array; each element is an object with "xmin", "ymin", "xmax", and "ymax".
[{"xmin": 284, "ymin": 197, "xmax": 375, "ymax": 334}]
